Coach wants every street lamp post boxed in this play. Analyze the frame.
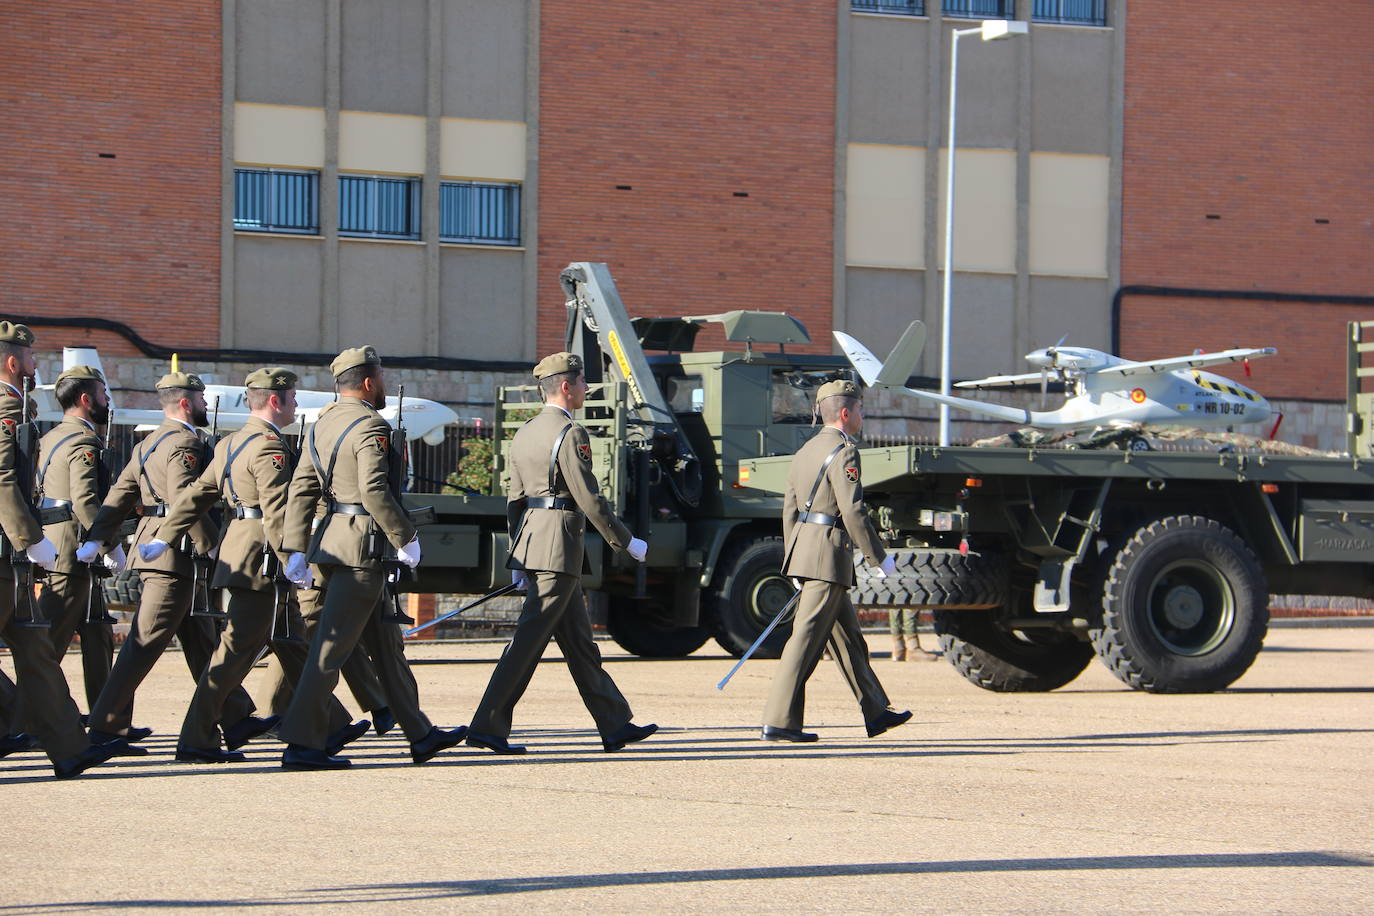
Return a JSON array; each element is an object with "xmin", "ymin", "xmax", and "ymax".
[{"xmin": 939, "ymin": 17, "xmax": 1028, "ymax": 446}]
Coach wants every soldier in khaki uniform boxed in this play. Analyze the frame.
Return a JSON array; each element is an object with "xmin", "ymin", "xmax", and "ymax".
[
  {"xmin": 761, "ymin": 379, "xmax": 911, "ymax": 743},
  {"xmin": 0, "ymin": 322, "xmax": 114, "ymax": 777},
  {"xmin": 277, "ymin": 346, "xmax": 465, "ymax": 770},
  {"xmin": 466, "ymin": 352, "xmax": 657, "ymax": 756},
  {"xmin": 77, "ymin": 372, "xmax": 262, "ymax": 754},
  {"xmin": 144, "ymin": 368, "xmax": 369, "ymax": 762}
]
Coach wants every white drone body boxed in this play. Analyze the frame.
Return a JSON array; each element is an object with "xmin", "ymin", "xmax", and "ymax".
[{"xmin": 834, "ymin": 322, "xmax": 1276, "ymax": 430}]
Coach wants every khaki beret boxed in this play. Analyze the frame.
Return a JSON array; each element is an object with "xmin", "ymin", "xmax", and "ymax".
[
  {"xmin": 56, "ymin": 365, "xmax": 104, "ymax": 384},
  {"xmin": 331, "ymin": 345, "xmax": 381, "ymax": 378},
  {"xmin": 244, "ymin": 367, "xmax": 298, "ymax": 390},
  {"xmin": 816, "ymin": 379, "xmax": 862, "ymax": 403},
  {"xmin": 156, "ymin": 371, "xmax": 205, "ymax": 392},
  {"xmin": 533, "ymin": 351, "xmax": 583, "ymax": 380},
  {"xmin": 0, "ymin": 322, "xmax": 35, "ymax": 347}
]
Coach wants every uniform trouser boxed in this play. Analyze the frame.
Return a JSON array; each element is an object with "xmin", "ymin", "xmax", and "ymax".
[
  {"xmin": 0, "ymin": 568, "xmax": 88, "ymax": 762},
  {"xmin": 469, "ymin": 571, "xmax": 632, "ymax": 741},
  {"xmin": 40, "ymin": 569, "xmax": 113, "ymax": 710},
  {"xmin": 87, "ymin": 570, "xmax": 255, "ymax": 736},
  {"xmin": 0, "ymin": 665, "xmax": 15, "ymax": 735},
  {"xmin": 277, "ymin": 565, "xmax": 431, "ymax": 751},
  {"xmin": 262, "ymin": 583, "xmax": 386, "ymax": 720},
  {"xmin": 762, "ymin": 578, "xmax": 891, "ymax": 731}
]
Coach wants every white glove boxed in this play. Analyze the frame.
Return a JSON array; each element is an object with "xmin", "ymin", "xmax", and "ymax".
[
  {"xmin": 397, "ymin": 537, "xmax": 422, "ymax": 569},
  {"xmin": 75, "ymin": 540, "xmax": 102, "ymax": 564},
  {"xmin": 137, "ymin": 539, "xmax": 170, "ymax": 562},
  {"xmin": 627, "ymin": 537, "xmax": 648, "ymax": 563},
  {"xmin": 25, "ymin": 538, "xmax": 58, "ymax": 570},
  {"xmin": 872, "ymin": 555, "xmax": 897, "ymax": 579},
  {"xmin": 103, "ymin": 545, "xmax": 127, "ymax": 572},
  {"xmin": 284, "ymin": 552, "xmax": 312, "ymax": 587},
  {"xmin": 511, "ymin": 569, "xmax": 529, "ymax": 591}
]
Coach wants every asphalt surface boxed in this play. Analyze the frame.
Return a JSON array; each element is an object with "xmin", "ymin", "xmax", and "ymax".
[{"xmin": 3, "ymin": 626, "xmax": 1372, "ymax": 913}]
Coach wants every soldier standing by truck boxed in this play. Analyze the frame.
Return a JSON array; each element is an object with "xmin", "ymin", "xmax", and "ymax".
[{"xmin": 761, "ymin": 379, "xmax": 911, "ymax": 743}]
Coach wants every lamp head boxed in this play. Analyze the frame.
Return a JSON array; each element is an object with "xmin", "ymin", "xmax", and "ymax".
[{"xmin": 981, "ymin": 19, "xmax": 1028, "ymax": 40}]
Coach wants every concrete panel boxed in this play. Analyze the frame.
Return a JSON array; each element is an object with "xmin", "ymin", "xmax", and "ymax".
[
  {"xmin": 844, "ymin": 267, "xmax": 927, "ymax": 373},
  {"xmin": 440, "ymin": 118, "xmax": 527, "ymax": 181},
  {"xmin": 442, "ymin": 0, "xmax": 528, "ymax": 121},
  {"xmin": 847, "ymin": 13, "xmax": 928, "ymax": 145},
  {"xmin": 439, "ymin": 248, "xmax": 527, "ymax": 359},
  {"xmin": 1029, "ymin": 153, "xmax": 1109, "ymax": 278},
  {"xmin": 1027, "ymin": 275, "xmax": 1111, "ymax": 356},
  {"xmin": 947, "ymin": 272, "xmax": 1016, "ymax": 380},
  {"xmin": 337, "ymin": 241, "xmax": 428, "ymax": 354},
  {"xmin": 341, "ymin": 0, "xmax": 427, "ymax": 114},
  {"xmin": 1030, "ymin": 25, "xmax": 1113, "ymax": 155},
  {"xmin": 935, "ymin": 148, "xmax": 1016, "ymax": 273},
  {"xmin": 235, "ymin": 0, "xmax": 326, "ymax": 107},
  {"xmin": 233, "ymin": 236, "xmax": 325, "ymax": 351},
  {"xmin": 339, "ymin": 111, "xmax": 426, "ymax": 175},
  {"xmin": 940, "ymin": 21, "xmax": 1021, "ymax": 151},
  {"xmin": 234, "ymin": 103, "xmax": 325, "ymax": 168},
  {"xmin": 845, "ymin": 144, "xmax": 924, "ymax": 269}
]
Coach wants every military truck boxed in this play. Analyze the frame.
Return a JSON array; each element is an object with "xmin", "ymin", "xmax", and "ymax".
[{"xmin": 731, "ymin": 321, "xmax": 1374, "ymax": 693}]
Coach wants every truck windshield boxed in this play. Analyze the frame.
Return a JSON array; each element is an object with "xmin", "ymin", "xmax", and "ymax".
[{"xmin": 772, "ymin": 369, "xmax": 836, "ymax": 424}]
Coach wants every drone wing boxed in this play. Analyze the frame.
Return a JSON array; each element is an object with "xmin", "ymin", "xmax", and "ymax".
[
  {"xmin": 1094, "ymin": 347, "xmax": 1276, "ymax": 379},
  {"xmin": 955, "ymin": 372, "xmax": 1047, "ymax": 390}
]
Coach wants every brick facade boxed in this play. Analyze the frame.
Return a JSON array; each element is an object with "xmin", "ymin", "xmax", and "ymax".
[
  {"xmin": 0, "ymin": 2, "xmax": 222, "ymax": 357},
  {"xmin": 1121, "ymin": 0, "xmax": 1374, "ymax": 399},
  {"xmin": 536, "ymin": 1, "xmax": 837, "ymax": 357}
]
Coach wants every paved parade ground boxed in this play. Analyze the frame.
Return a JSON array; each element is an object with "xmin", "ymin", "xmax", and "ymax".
[{"xmin": 3, "ymin": 624, "xmax": 1372, "ymax": 914}]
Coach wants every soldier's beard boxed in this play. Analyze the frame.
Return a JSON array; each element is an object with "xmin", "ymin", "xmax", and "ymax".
[
  {"xmin": 371, "ymin": 391, "xmax": 387, "ymax": 410},
  {"xmin": 90, "ymin": 403, "xmax": 110, "ymax": 425},
  {"xmin": 190, "ymin": 405, "xmax": 210, "ymax": 428}
]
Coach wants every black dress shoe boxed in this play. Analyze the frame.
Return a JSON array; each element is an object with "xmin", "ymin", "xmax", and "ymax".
[
  {"xmin": 371, "ymin": 707, "xmax": 396, "ymax": 736},
  {"xmin": 410, "ymin": 726, "xmax": 468, "ymax": 765},
  {"xmin": 53, "ymin": 741, "xmax": 118, "ymax": 780},
  {"xmin": 603, "ymin": 722, "xmax": 658, "ymax": 752},
  {"xmin": 761, "ymin": 725, "xmax": 819, "ymax": 743},
  {"xmin": 88, "ymin": 731, "xmax": 149, "ymax": 756},
  {"xmin": 0, "ymin": 733, "xmax": 40, "ymax": 758},
  {"xmin": 125, "ymin": 726, "xmax": 153, "ymax": 743},
  {"xmin": 281, "ymin": 745, "xmax": 351, "ymax": 770},
  {"xmin": 224, "ymin": 715, "xmax": 281, "ymax": 752},
  {"xmin": 465, "ymin": 731, "xmax": 526, "ymax": 755},
  {"xmin": 865, "ymin": 708, "xmax": 913, "ymax": 738},
  {"xmin": 176, "ymin": 744, "xmax": 247, "ymax": 764},
  {"xmin": 326, "ymin": 719, "xmax": 371, "ymax": 757}
]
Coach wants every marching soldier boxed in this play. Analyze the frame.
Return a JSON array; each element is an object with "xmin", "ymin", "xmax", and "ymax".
[
  {"xmin": 466, "ymin": 351, "xmax": 657, "ymax": 756},
  {"xmin": 761, "ymin": 379, "xmax": 911, "ymax": 743},
  {"xmin": 276, "ymin": 345, "xmax": 465, "ymax": 770},
  {"xmin": 142, "ymin": 368, "xmax": 369, "ymax": 762},
  {"xmin": 32, "ymin": 366, "xmax": 120, "ymax": 711},
  {"xmin": 76, "ymin": 372, "xmax": 264, "ymax": 753},
  {"xmin": 0, "ymin": 322, "xmax": 114, "ymax": 777}
]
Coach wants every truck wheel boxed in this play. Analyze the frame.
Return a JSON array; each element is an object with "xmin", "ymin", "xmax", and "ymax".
[
  {"xmin": 606, "ymin": 595, "xmax": 710, "ymax": 658},
  {"xmin": 850, "ymin": 548, "xmax": 1006, "ymax": 609},
  {"xmin": 708, "ymin": 537, "xmax": 794, "ymax": 659},
  {"xmin": 933, "ymin": 609, "xmax": 1094, "ymax": 692},
  {"xmin": 102, "ymin": 568, "xmax": 142, "ymax": 612},
  {"xmin": 1090, "ymin": 515, "xmax": 1267, "ymax": 693}
]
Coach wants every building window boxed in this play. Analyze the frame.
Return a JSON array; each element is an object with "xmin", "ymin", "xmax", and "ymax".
[
  {"xmin": 1032, "ymin": 0, "xmax": 1106, "ymax": 26},
  {"xmin": 852, "ymin": 0, "xmax": 924, "ymax": 15},
  {"xmin": 439, "ymin": 181, "xmax": 521, "ymax": 246},
  {"xmin": 339, "ymin": 174, "xmax": 421, "ymax": 240},
  {"xmin": 943, "ymin": 0, "xmax": 1013, "ymax": 18},
  {"xmin": 234, "ymin": 167, "xmax": 319, "ymax": 234}
]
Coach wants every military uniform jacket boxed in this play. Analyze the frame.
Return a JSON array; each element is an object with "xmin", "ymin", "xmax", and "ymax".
[
  {"xmin": 780, "ymin": 426, "xmax": 886, "ymax": 586},
  {"xmin": 506, "ymin": 405, "xmax": 631, "ymax": 576},
  {"xmin": 0, "ymin": 387, "xmax": 43, "ymax": 567},
  {"xmin": 36, "ymin": 416, "xmax": 102, "ymax": 574},
  {"xmin": 159, "ymin": 417, "xmax": 294, "ymax": 592},
  {"xmin": 86, "ymin": 419, "xmax": 216, "ymax": 577},
  {"xmin": 282, "ymin": 396, "xmax": 414, "ymax": 569}
]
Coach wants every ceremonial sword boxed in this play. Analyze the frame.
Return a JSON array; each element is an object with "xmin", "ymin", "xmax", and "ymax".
[
  {"xmin": 716, "ymin": 585, "xmax": 803, "ymax": 691},
  {"xmin": 403, "ymin": 581, "xmax": 520, "ymax": 637}
]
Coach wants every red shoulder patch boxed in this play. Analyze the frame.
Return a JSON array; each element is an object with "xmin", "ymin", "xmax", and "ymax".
[
  {"xmin": 844, "ymin": 466, "xmax": 859, "ymax": 483},
  {"xmin": 374, "ymin": 435, "xmax": 389, "ymax": 453},
  {"xmin": 577, "ymin": 442, "xmax": 592, "ymax": 463},
  {"xmin": 79, "ymin": 449, "xmax": 96, "ymax": 467},
  {"xmin": 0, "ymin": 418, "xmax": 14, "ymax": 436},
  {"xmin": 269, "ymin": 453, "xmax": 285, "ymax": 471},
  {"xmin": 180, "ymin": 452, "xmax": 199, "ymax": 472}
]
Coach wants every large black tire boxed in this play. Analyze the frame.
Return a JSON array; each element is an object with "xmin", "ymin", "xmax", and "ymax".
[
  {"xmin": 102, "ymin": 568, "xmax": 142, "ymax": 612},
  {"xmin": 933, "ymin": 609, "xmax": 1094, "ymax": 692},
  {"xmin": 605, "ymin": 595, "xmax": 711, "ymax": 658},
  {"xmin": 1090, "ymin": 515, "xmax": 1268, "ymax": 693},
  {"xmin": 707, "ymin": 537, "xmax": 794, "ymax": 659},
  {"xmin": 850, "ymin": 547, "xmax": 1006, "ymax": 609}
]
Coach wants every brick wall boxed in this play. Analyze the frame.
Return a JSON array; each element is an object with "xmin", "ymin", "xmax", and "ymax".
[
  {"xmin": 0, "ymin": 2, "xmax": 222, "ymax": 357},
  {"xmin": 1121, "ymin": 1, "xmax": 1374, "ymax": 399},
  {"xmin": 536, "ymin": 1, "xmax": 837, "ymax": 357}
]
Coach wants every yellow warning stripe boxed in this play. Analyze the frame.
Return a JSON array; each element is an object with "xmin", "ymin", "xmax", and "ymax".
[{"xmin": 1191, "ymin": 372, "xmax": 1258, "ymax": 401}]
